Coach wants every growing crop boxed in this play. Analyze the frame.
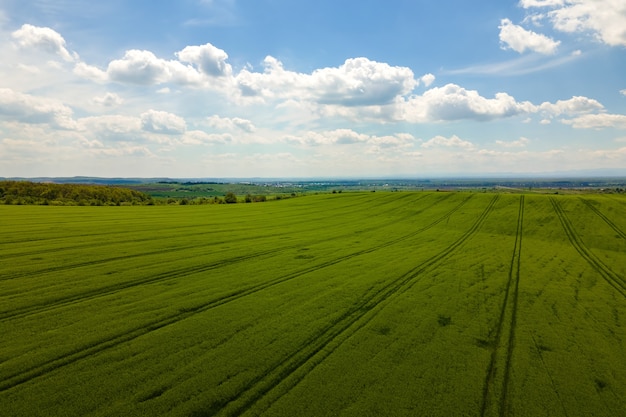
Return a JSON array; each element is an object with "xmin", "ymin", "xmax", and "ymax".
[{"xmin": 0, "ymin": 192, "xmax": 624, "ymax": 416}]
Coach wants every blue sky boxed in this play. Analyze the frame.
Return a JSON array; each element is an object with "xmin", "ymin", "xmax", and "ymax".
[{"xmin": 1, "ymin": 0, "xmax": 625, "ymax": 178}]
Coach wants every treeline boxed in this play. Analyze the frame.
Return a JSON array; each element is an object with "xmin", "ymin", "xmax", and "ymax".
[
  {"xmin": 168, "ymin": 193, "xmax": 292, "ymax": 205},
  {"xmin": 0, "ymin": 181, "xmax": 152, "ymax": 206}
]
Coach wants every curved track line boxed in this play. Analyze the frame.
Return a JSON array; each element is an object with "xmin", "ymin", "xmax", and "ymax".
[
  {"xmin": 0, "ymin": 194, "xmax": 459, "ymax": 321},
  {"xmin": 0, "ymin": 193, "xmax": 428, "ymax": 279},
  {"xmin": 209, "ymin": 195, "xmax": 500, "ymax": 417},
  {"xmin": 579, "ymin": 198, "xmax": 626, "ymax": 240},
  {"xmin": 550, "ymin": 198, "xmax": 626, "ymax": 297},
  {"xmin": 0, "ymin": 195, "xmax": 476, "ymax": 392}
]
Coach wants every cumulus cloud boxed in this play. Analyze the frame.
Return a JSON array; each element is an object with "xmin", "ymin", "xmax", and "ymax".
[
  {"xmin": 88, "ymin": 144, "xmax": 155, "ymax": 158},
  {"xmin": 420, "ymin": 73, "xmax": 436, "ymax": 87},
  {"xmin": 621, "ymin": 89, "xmax": 626, "ymax": 96},
  {"xmin": 12, "ymin": 24, "xmax": 78, "ymax": 62},
  {"xmin": 206, "ymin": 115, "xmax": 255, "ymax": 132},
  {"xmin": 92, "ymin": 92, "xmax": 124, "ymax": 107},
  {"xmin": 283, "ymin": 129, "xmax": 414, "ymax": 147},
  {"xmin": 235, "ymin": 56, "xmax": 418, "ymax": 106},
  {"xmin": 106, "ymin": 50, "xmax": 201, "ymax": 85},
  {"xmin": 539, "ymin": 96, "xmax": 604, "ymax": 115},
  {"xmin": 140, "ymin": 110, "xmax": 187, "ymax": 134},
  {"xmin": 74, "ymin": 44, "xmax": 237, "ymax": 87},
  {"xmin": 562, "ymin": 113, "xmax": 626, "ymax": 129},
  {"xmin": 0, "ymin": 88, "xmax": 75, "ymax": 128},
  {"xmin": 401, "ymin": 84, "xmax": 536, "ymax": 122},
  {"xmin": 284, "ymin": 129, "xmax": 369, "ymax": 146},
  {"xmin": 176, "ymin": 43, "xmax": 232, "ymax": 77},
  {"xmin": 496, "ymin": 137, "xmax": 530, "ymax": 147},
  {"xmin": 74, "ymin": 62, "xmax": 108, "ymax": 83},
  {"xmin": 499, "ymin": 18, "xmax": 560, "ymax": 54},
  {"xmin": 181, "ymin": 130, "xmax": 232, "ymax": 145},
  {"xmin": 311, "ymin": 58, "xmax": 417, "ymax": 106},
  {"xmin": 79, "ymin": 115, "xmax": 141, "ymax": 136},
  {"xmin": 421, "ymin": 135, "xmax": 475, "ymax": 149},
  {"xmin": 521, "ymin": 0, "xmax": 626, "ymax": 47}
]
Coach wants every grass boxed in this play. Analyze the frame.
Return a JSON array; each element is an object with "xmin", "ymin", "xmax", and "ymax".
[{"xmin": 0, "ymin": 192, "xmax": 625, "ymax": 416}]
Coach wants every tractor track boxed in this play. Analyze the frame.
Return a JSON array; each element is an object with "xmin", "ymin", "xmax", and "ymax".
[
  {"xmin": 0, "ymin": 194, "xmax": 426, "ymax": 281},
  {"xmin": 480, "ymin": 195, "xmax": 524, "ymax": 417},
  {"xmin": 206, "ymin": 195, "xmax": 500, "ymax": 417},
  {"xmin": 0, "ymin": 194, "xmax": 457, "ymax": 321},
  {"xmin": 0, "ymin": 192, "xmax": 392, "ymax": 247},
  {"xmin": 550, "ymin": 198, "xmax": 626, "ymax": 297},
  {"xmin": 579, "ymin": 198, "xmax": 626, "ymax": 240},
  {"xmin": 0, "ymin": 194, "xmax": 477, "ymax": 392}
]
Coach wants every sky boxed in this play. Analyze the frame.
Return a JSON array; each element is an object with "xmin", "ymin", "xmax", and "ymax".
[{"xmin": 0, "ymin": 0, "xmax": 625, "ymax": 178}]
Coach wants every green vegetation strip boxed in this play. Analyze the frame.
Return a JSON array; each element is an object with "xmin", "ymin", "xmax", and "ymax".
[{"xmin": 1, "ymin": 192, "xmax": 625, "ymax": 417}]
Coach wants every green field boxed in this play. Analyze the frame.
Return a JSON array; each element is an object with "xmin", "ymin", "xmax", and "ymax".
[{"xmin": 1, "ymin": 192, "xmax": 625, "ymax": 416}]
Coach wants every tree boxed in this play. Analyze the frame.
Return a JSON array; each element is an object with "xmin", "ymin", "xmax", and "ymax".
[{"xmin": 224, "ymin": 192, "xmax": 238, "ymax": 204}]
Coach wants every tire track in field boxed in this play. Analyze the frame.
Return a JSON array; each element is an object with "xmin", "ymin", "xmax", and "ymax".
[
  {"xmin": 0, "ymin": 193, "xmax": 383, "ymax": 247},
  {"xmin": 550, "ymin": 198, "xmax": 626, "ymax": 297},
  {"xmin": 0, "ymin": 193, "xmax": 450, "ymax": 319},
  {"xmin": 0, "ymin": 196, "xmax": 409, "ymax": 280},
  {"xmin": 208, "ymin": 195, "xmax": 500, "ymax": 417},
  {"xmin": 480, "ymin": 195, "xmax": 524, "ymax": 417},
  {"xmin": 0, "ymin": 194, "xmax": 447, "ymax": 320},
  {"xmin": 0, "ymin": 248, "xmax": 283, "ymax": 321},
  {"xmin": 0, "ymin": 193, "xmax": 415, "ymax": 262},
  {"xmin": 579, "ymin": 198, "xmax": 626, "ymax": 240},
  {"xmin": 0, "ymin": 194, "xmax": 475, "ymax": 393}
]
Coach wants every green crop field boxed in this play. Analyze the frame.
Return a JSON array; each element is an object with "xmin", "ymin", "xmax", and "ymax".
[{"xmin": 1, "ymin": 192, "xmax": 625, "ymax": 416}]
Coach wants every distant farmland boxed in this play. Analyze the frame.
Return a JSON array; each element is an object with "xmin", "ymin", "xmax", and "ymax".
[{"xmin": 1, "ymin": 192, "xmax": 624, "ymax": 416}]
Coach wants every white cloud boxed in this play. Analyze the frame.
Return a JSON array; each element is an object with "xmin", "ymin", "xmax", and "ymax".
[
  {"xmin": 235, "ymin": 56, "xmax": 418, "ymax": 106},
  {"xmin": 78, "ymin": 115, "xmax": 141, "ymax": 136},
  {"xmin": 88, "ymin": 144, "xmax": 155, "ymax": 158},
  {"xmin": 368, "ymin": 133, "xmax": 415, "ymax": 148},
  {"xmin": 284, "ymin": 129, "xmax": 370, "ymax": 146},
  {"xmin": 562, "ymin": 113, "xmax": 626, "ymax": 129},
  {"xmin": 176, "ymin": 43, "xmax": 232, "ymax": 77},
  {"xmin": 621, "ymin": 89, "xmax": 626, "ymax": 96},
  {"xmin": 106, "ymin": 50, "xmax": 202, "ymax": 85},
  {"xmin": 181, "ymin": 130, "xmax": 232, "ymax": 145},
  {"xmin": 140, "ymin": 110, "xmax": 187, "ymax": 134},
  {"xmin": 74, "ymin": 44, "xmax": 236, "ymax": 87},
  {"xmin": 421, "ymin": 135, "xmax": 475, "ymax": 149},
  {"xmin": 11, "ymin": 24, "xmax": 78, "ymax": 62},
  {"xmin": 521, "ymin": 0, "xmax": 626, "ymax": 47},
  {"xmin": 206, "ymin": 115, "xmax": 255, "ymax": 132},
  {"xmin": 74, "ymin": 62, "xmax": 108, "ymax": 83},
  {"xmin": 420, "ymin": 73, "xmax": 436, "ymax": 87},
  {"xmin": 520, "ymin": 0, "xmax": 565, "ymax": 7},
  {"xmin": 310, "ymin": 58, "xmax": 417, "ymax": 106},
  {"xmin": 499, "ymin": 18, "xmax": 560, "ymax": 54},
  {"xmin": 92, "ymin": 92, "xmax": 123, "ymax": 107},
  {"xmin": 496, "ymin": 137, "xmax": 530, "ymax": 148},
  {"xmin": 282, "ymin": 129, "xmax": 414, "ymax": 148},
  {"xmin": 539, "ymin": 95, "xmax": 604, "ymax": 115},
  {"xmin": 400, "ymin": 84, "xmax": 536, "ymax": 122},
  {"xmin": 0, "ymin": 88, "xmax": 76, "ymax": 128}
]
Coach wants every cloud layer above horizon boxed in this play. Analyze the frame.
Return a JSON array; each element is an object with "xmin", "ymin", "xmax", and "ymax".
[{"xmin": 1, "ymin": 0, "xmax": 625, "ymax": 177}]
